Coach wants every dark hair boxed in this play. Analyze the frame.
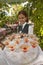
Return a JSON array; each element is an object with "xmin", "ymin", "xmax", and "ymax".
[{"xmin": 18, "ymin": 10, "xmax": 28, "ymax": 22}]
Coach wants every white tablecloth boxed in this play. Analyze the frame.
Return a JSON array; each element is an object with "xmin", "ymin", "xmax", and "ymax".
[
  {"xmin": 0, "ymin": 46, "xmax": 43, "ymax": 65},
  {"xmin": 29, "ymin": 46, "xmax": 43, "ymax": 65}
]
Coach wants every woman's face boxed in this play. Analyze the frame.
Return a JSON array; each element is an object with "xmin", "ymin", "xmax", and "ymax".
[{"xmin": 18, "ymin": 14, "xmax": 27, "ymax": 25}]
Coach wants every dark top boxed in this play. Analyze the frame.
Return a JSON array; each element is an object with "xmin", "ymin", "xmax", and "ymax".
[{"xmin": 15, "ymin": 23, "xmax": 29, "ymax": 34}]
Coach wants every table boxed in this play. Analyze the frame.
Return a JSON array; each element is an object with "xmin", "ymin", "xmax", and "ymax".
[
  {"xmin": 28, "ymin": 46, "xmax": 43, "ymax": 65},
  {"xmin": 0, "ymin": 46, "xmax": 43, "ymax": 65},
  {"xmin": 0, "ymin": 34, "xmax": 43, "ymax": 65}
]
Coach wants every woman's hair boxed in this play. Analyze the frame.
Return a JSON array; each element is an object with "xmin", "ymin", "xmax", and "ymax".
[{"xmin": 18, "ymin": 10, "xmax": 28, "ymax": 22}]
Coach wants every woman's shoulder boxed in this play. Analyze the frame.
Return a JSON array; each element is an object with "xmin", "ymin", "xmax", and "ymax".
[{"xmin": 26, "ymin": 22, "xmax": 29, "ymax": 25}]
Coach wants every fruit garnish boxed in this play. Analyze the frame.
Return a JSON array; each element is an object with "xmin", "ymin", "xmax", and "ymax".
[
  {"xmin": 29, "ymin": 34, "xmax": 34, "ymax": 38},
  {"xmin": 8, "ymin": 45, "xmax": 15, "ymax": 51},
  {"xmin": 4, "ymin": 42, "xmax": 9, "ymax": 46},
  {"xmin": 30, "ymin": 41, "xmax": 37, "ymax": 48},
  {"xmin": 8, "ymin": 45, "xmax": 13, "ymax": 48},
  {"xmin": 20, "ymin": 44, "xmax": 30, "ymax": 52},
  {"xmin": 8, "ymin": 35, "xmax": 15, "ymax": 41},
  {"xmin": 32, "ymin": 44, "xmax": 36, "ymax": 48},
  {"xmin": 20, "ymin": 33, "xmax": 26, "ymax": 38},
  {"xmin": 15, "ymin": 39, "xmax": 20, "ymax": 44},
  {"xmin": 24, "ymin": 37, "xmax": 29, "ymax": 43},
  {"xmin": 10, "ymin": 48, "xmax": 14, "ymax": 51}
]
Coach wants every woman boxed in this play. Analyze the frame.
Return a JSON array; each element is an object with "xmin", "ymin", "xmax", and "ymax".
[{"xmin": 15, "ymin": 10, "xmax": 29, "ymax": 34}]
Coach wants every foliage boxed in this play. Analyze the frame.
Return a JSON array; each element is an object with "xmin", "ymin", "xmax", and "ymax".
[{"xmin": 0, "ymin": 3, "xmax": 23, "ymax": 27}]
